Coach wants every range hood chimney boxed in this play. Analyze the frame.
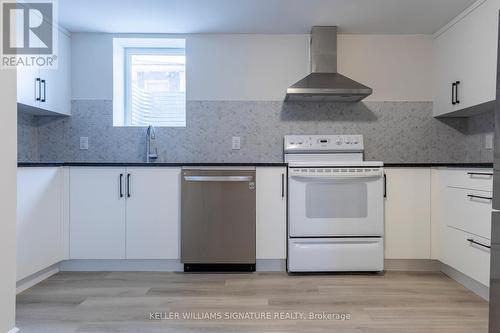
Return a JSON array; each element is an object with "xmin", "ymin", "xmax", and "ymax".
[{"xmin": 285, "ymin": 26, "xmax": 372, "ymax": 102}]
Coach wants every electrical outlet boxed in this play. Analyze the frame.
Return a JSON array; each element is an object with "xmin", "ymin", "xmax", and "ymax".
[
  {"xmin": 232, "ymin": 136, "xmax": 241, "ymax": 150},
  {"xmin": 80, "ymin": 137, "xmax": 89, "ymax": 150},
  {"xmin": 484, "ymin": 133, "xmax": 494, "ymax": 150}
]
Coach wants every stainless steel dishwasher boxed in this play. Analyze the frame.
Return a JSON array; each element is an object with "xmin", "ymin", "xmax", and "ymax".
[{"xmin": 181, "ymin": 168, "xmax": 256, "ymax": 272}]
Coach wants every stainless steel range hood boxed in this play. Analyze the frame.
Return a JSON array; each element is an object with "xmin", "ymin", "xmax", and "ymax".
[{"xmin": 285, "ymin": 26, "xmax": 372, "ymax": 102}]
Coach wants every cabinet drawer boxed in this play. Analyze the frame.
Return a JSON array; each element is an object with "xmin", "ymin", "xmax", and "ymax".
[
  {"xmin": 442, "ymin": 169, "xmax": 493, "ymax": 192},
  {"xmin": 443, "ymin": 226, "xmax": 490, "ymax": 286},
  {"xmin": 445, "ymin": 187, "xmax": 492, "ymax": 239},
  {"xmin": 288, "ymin": 238, "xmax": 384, "ymax": 272}
]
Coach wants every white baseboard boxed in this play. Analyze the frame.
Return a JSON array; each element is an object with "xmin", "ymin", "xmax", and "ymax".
[
  {"xmin": 18, "ymin": 259, "xmax": 489, "ymax": 302},
  {"xmin": 256, "ymin": 259, "xmax": 286, "ymax": 271},
  {"xmin": 59, "ymin": 259, "xmax": 184, "ymax": 272},
  {"xmin": 7, "ymin": 328, "xmax": 19, "ymax": 333},
  {"xmin": 59, "ymin": 259, "xmax": 287, "ymax": 272},
  {"xmin": 16, "ymin": 264, "xmax": 60, "ymax": 294}
]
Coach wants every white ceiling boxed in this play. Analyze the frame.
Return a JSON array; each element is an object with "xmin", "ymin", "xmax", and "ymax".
[{"xmin": 59, "ymin": 0, "xmax": 478, "ymax": 34}]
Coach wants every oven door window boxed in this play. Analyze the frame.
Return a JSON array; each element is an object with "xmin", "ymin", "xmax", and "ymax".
[{"xmin": 305, "ymin": 181, "xmax": 368, "ymax": 219}]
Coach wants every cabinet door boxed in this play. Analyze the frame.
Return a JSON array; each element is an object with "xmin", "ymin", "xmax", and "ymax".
[
  {"xmin": 38, "ymin": 27, "xmax": 71, "ymax": 115},
  {"xmin": 17, "ymin": 167, "xmax": 63, "ymax": 281},
  {"xmin": 17, "ymin": 66, "xmax": 40, "ymax": 109},
  {"xmin": 256, "ymin": 167, "xmax": 287, "ymax": 259},
  {"xmin": 384, "ymin": 168, "xmax": 431, "ymax": 259},
  {"xmin": 433, "ymin": 26, "xmax": 461, "ymax": 117},
  {"xmin": 125, "ymin": 168, "xmax": 181, "ymax": 259},
  {"xmin": 70, "ymin": 167, "xmax": 126, "ymax": 259},
  {"xmin": 433, "ymin": 0, "xmax": 499, "ymax": 116}
]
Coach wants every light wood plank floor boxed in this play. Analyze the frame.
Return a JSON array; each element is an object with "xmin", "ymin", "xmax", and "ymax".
[{"xmin": 16, "ymin": 271, "xmax": 488, "ymax": 332}]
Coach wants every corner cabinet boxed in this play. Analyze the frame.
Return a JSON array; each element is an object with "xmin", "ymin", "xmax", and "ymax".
[
  {"xmin": 256, "ymin": 167, "xmax": 287, "ymax": 259},
  {"xmin": 17, "ymin": 167, "xmax": 64, "ymax": 281},
  {"xmin": 384, "ymin": 168, "xmax": 431, "ymax": 259},
  {"xmin": 433, "ymin": 0, "xmax": 500, "ymax": 117},
  {"xmin": 17, "ymin": 25, "xmax": 71, "ymax": 116},
  {"xmin": 69, "ymin": 167, "xmax": 181, "ymax": 259}
]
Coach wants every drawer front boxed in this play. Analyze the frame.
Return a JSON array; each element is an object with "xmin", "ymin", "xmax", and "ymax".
[
  {"xmin": 445, "ymin": 187, "xmax": 492, "ymax": 239},
  {"xmin": 443, "ymin": 226, "xmax": 490, "ymax": 286},
  {"xmin": 288, "ymin": 238, "xmax": 384, "ymax": 272},
  {"xmin": 442, "ymin": 169, "xmax": 493, "ymax": 192}
]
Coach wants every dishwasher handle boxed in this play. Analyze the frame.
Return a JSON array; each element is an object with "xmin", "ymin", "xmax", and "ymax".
[{"xmin": 184, "ymin": 175, "xmax": 253, "ymax": 182}]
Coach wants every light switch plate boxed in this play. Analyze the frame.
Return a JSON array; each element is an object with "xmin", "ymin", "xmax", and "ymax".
[
  {"xmin": 80, "ymin": 137, "xmax": 89, "ymax": 150},
  {"xmin": 232, "ymin": 136, "xmax": 241, "ymax": 150},
  {"xmin": 484, "ymin": 133, "xmax": 494, "ymax": 150}
]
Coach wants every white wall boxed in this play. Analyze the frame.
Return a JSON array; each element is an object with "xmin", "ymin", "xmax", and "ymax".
[
  {"xmin": 338, "ymin": 34, "xmax": 433, "ymax": 101},
  {"xmin": 0, "ymin": 69, "xmax": 17, "ymax": 332},
  {"xmin": 72, "ymin": 33, "xmax": 433, "ymax": 101}
]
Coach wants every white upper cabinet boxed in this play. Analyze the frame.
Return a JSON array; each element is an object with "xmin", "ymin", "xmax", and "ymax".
[
  {"xmin": 17, "ymin": 167, "xmax": 63, "ymax": 281},
  {"xmin": 384, "ymin": 168, "xmax": 431, "ymax": 259},
  {"xmin": 125, "ymin": 168, "xmax": 181, "ymax": 259},
  {"xmin": 433, "ymin": 0, "xmax": 500, "ymax": 117},
  {"xmin": 256, "ymin": 167, "xmax": 287, "ymax": 260},
  {"xmin": 17, "ymin": 25, "xmax": 71, "ymax": 116}
]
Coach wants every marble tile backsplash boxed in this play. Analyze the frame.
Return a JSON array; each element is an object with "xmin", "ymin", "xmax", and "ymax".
[
  {"xmin": 18, "ymin": 113, "xmax": 39, "ymax": 161},
  {"xmin": 18, "ymin": 100, "xmax": 493, "ymax": 163},
  {"xmin": 465, "ymin": 110, "xmax": 494, "ymax": 163}
]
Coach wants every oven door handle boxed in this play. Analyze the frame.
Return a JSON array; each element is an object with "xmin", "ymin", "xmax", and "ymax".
[{"xmin": 290, "ymin": 174, "xmax": 383, "ymax": 180}]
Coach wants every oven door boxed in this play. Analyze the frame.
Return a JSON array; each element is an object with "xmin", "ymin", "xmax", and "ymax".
[{"xmin": 288, "ymin": 167, "xmax": 384, "ymax": 237}]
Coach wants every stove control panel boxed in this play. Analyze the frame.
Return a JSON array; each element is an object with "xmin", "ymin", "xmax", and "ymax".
[{"xmin": 284, "ymin": 135, "xmax": 364, "ymax": 152}]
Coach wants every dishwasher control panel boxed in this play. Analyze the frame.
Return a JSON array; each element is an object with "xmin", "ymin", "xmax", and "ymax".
[{"xmin": 284, "ymin": 135, "xmax": 364, "ymax": 153}]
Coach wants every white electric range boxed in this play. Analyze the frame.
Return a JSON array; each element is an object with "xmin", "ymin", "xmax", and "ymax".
[{"xmin": 284, "ymin": 135, "xmax": 384, "ymax": 272}]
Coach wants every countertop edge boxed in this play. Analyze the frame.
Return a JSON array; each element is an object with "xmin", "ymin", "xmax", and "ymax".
[
  {"xmin": 17, "ymin": 162, "xmax": 288, "ymax": 167},
  {"xmin": 17, "ymin": 162, "xmax": 493, "ymax": 168},
  {"xmin": 383, "ymin": 163, "xmax": 493, "ymax": 168}
]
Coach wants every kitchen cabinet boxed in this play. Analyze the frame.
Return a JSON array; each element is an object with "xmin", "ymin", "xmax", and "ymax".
[
  {"xmin": 442, "ymin": 226, "xmax": 490, "ymax": 286},
  {"xmin": 17, "ymin": 26, "xmax": 71, "ymax": 116},
  {"xmin": 17, "ymin": 167, "xmax": 63, "ymax": 280},
  {"xmin": 384, "ymin": 168, "xmax": 431, "ymax": 259},
  {"xmin": 69, "ymin": 167, "xmax": 181, "ymax": 260},
  {"xmin": 125, "ymin": 168, "xmax": 181, "ymax": 259},
  {"xmin": 256, "ymin": 167, "xmax": 287, "ymax": 259},
  {"xmin": 445, "ymin": 187, "xmax": 492, "ymax": 239},
  {"xmin": 434, "ymin": 168, "xmax": 493, "ymax": 287},
  {"xmin": 433, "ymin": 0, "xmax": 500, "ymax": 117},
  {"xmin": 70, "ymin": 167, "xmax": 126, "ymax": 259}
]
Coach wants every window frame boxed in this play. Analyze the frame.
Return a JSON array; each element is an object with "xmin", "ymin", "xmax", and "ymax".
[{"xmin": 112, "ymin": 36, "xmax": 188, "ymax": 128}]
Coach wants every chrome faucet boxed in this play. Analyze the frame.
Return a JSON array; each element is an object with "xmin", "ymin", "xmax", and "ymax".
[{"xmin": 146, "ymin": 125, "xmax": 158, "ymax": 163}]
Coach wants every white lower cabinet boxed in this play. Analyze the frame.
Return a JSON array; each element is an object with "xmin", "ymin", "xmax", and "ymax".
[
  {"xmin": 69, "ymin": 167, "xmax": 181, "ymax": 260},
  {"xmin": 70, "ymin": 168, "xmax": 127, "ymax": 259},
  {"xmin": 445, "ymin": 186, "xmax": 492, "ymax": 239},
  {"xmin": 384, "ymin": 168, "xmax": 431, "ymax": 259},
  {"xmin": 17, "ymin": 167, "xmax": 63, "ymax": 280},
  {"xmin": 442, "ymin": 226, "xmax": 490, "ymax": 286},
  {"xmin": 434, "ymin": 168, "xmax": 493, "ymax": 287},
  {"xmin": 125, "ymin": 168, "xmax": 181, "ymax": 259},
  {"xmin": 256, "ymin": 167, "xmax": 287, "ymax": 259}
]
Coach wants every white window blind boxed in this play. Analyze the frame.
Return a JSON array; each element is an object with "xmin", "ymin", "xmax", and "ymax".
[{"xmin": 124, "ymin": 47, "xmax": 186, "ymax": 127}]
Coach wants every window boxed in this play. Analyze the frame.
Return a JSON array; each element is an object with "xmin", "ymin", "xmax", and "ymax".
[{"xmin": 113, "ymin": 39, "xmax": 186, "ymax": 127}]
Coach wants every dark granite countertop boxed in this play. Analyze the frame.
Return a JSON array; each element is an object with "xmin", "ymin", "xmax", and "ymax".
[
  {"xmin": 17, "ymin": 161, "xmax": 287, "ymax": 167},
  {"xmin": 383, "ymin": 163, "xmax": 493, "ymax": 168},
  {"xmin": 17, "ymin": 161, "xmax": 493, "ymax": 168}
]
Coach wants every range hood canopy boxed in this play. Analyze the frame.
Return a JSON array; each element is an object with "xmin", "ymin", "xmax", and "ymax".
[{"xmin": 285, "ymin": 26, "xmax": 372, "ymax": 102}]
